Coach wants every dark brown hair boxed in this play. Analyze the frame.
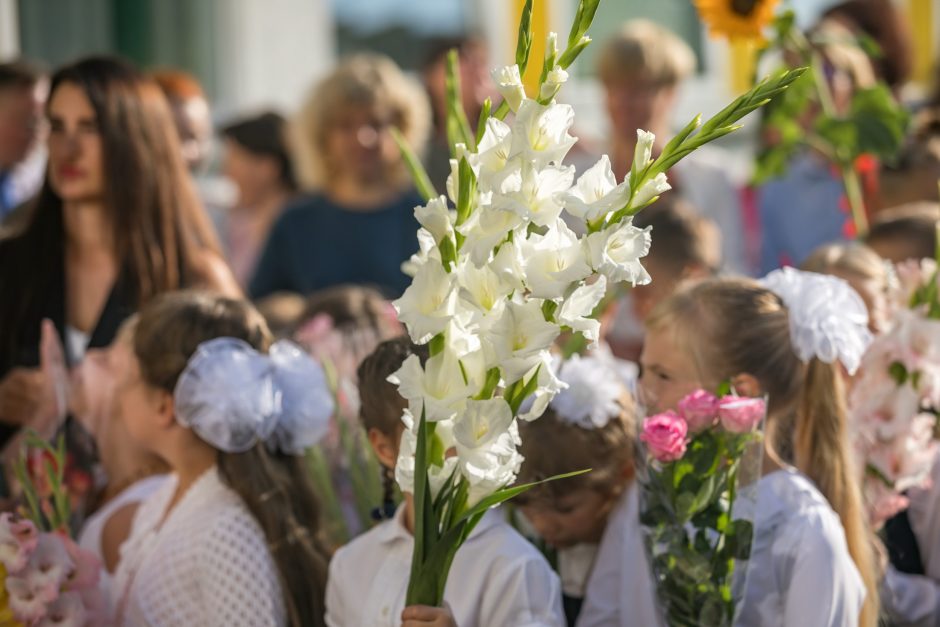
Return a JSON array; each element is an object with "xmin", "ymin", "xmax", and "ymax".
[
  {"xmin": 221, "ymin": 111, "xmax": 297, "ymax": 191},
  {"xmin": 866, "ymin": 202, "xmax": 940, "ymax": 262},
  {"xmin": 133, "ymin": 291, "xmax": 329, "ymax": 627},
  {"xmin": 515, "ymin": 399, "xmax": 635, "ymax": 505},
  {"xmin": 0, "ymin": 59, "xmax": 44, "ymax": 91},
  {"xmin": 633, "ymin": 199, "xmax": 721, "ymax": 276},
  {"xmin": 356, "ymin": 335, "xmax": 428, "ymax": 436},
  {"xmin": 0, "ymin": 56, "xmax": 222, "ymax": 365},
  {"xmin": 302, "ymin": 284, "xmax": 398, "ymax": 338}
]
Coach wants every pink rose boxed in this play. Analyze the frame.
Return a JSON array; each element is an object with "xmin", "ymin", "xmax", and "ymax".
[
  {"xmin": 717, "ymin": 397, "xmax": 766, "ymax": 433},
  {"xmin": 640, "ymin": 411, "xmax": 688, "ymax": 462},
  {"xmin": 677, "ymin": 390, "xmax": 719, "ymax": 433}
]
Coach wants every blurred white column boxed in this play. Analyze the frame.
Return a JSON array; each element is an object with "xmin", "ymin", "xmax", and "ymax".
[
  {"xmin": 0, "ymin": 0, "xmax": 19, "ymax": 59},
  {"xmin": 211, "ymin": 0, "xmax": 336, "ymax": 119}
]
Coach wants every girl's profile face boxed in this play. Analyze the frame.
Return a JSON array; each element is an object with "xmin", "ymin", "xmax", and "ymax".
[
  {"xmin": 639, "ymin": 327, "xmax": 704, "ymax": 414},
  {"xmin": 46, "ymin": 82, "xmax": 104, "ymax": 202},
  {"xmin": 520, "ymin": 488, "xmax": 621, "ymax": 549},
  {"xmin": 111, "ymin": 334, "xmax": 164, "ymax": 450}
]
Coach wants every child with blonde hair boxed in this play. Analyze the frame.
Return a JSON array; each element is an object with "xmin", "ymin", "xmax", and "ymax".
[{"xmin": 642, "ymin": 272, "xmax": 878, "ymax": 626}]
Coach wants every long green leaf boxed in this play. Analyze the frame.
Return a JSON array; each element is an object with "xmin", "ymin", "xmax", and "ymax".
[
  {"xmin": 456, "ymin": 468, "xmax": 592, "ymax": 526},
  {"xmin": 391, "ymin": 127, "xmax": 437, "ymax": 202},
  {"xmin": 445, "ymin": 50, "xmax": 476, "ymax": 152}
]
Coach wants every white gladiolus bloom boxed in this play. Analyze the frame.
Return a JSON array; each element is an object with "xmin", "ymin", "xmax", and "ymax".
[
  {"xmin": 394, "ymin": 261, "xmax": 459, "ymax": 343},
  {"xmin": 396, "ymin": 414, "xmax": 459, "ymax": 497},
  {"xmin": 520, "ymin": 220, "xmax": 592, "ymax": 300},
  {"xmin": 457, "ymin": 261, "xmax": 513, "ymax": 322},
  {"xmin": 492, "ymin": 64, "xmax": 526, "ymax": 113},
  {"xmin": 633, "ymin": 129, "xmax": 656, "ymax": 172},
  {"xmin": 453, "ymin": 400, "xmax": 523, "ymax": 506},
  {"xmin": 401, "ymin": 228, "xmax": 439, "ymax": 277},
  {"xmin": 475, "ymin": 118, "xmax": 513, "ymax": 185},
  {"xmin": 486, "ymin": 299, "xmax": 561, "ymax": 382},
  {"xmin": 628, "ymin": 172, "xmax": 671, "ymax": 210},
  {"xmin": 562, "ymin": 155, "xmax": 630, "ymax": 223},
  {"xmin": 510, "ymin": 100, "xmax": 577, "ymax": 167},
  {"xmin": 414, "ymin": 195, "xmax": 455, "ymax": 245},
  {"xmin": 388, "ymin": 347, "xmax": 479, "ymax": 423},
  {"xmin": 557, "ymin": 275, "xmax": 608, "ymax": 346},
  {"xmin": 489, "ymin": 240, "xmax": 527, "ymax": 292},
  {"xmin": 586, "ymin": 219, "xmax": 652, "ymax": 286},
  {"xmin": 538, "ymin": 66, "xmax": 569, "ymax": 102},
  {"xmin": 491, "ymin": 158, "xmax": 575, "ymax": 227},
  {"xmin": 516, "ymin": 351, "xmax": 567, "ymax": 422},
  {"xmin": 457, "ymin": 204, "xmax": 524, "ymax": 267}
]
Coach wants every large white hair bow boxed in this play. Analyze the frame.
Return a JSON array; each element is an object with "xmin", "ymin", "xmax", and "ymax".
[
  {"xmin": 174, "ymin": 337, "xmax": 334, "ymax": 454},
  {"xmin": 760, "ymin": 267, "xmax": 873, "ymax": 375}
]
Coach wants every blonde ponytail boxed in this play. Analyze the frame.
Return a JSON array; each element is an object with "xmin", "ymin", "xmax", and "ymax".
[{"xmin": 796, "ymin": 360, "xmax": 879, "ymax": 627}]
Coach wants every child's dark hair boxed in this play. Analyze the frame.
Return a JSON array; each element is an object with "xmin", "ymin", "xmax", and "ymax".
[
  {"xmin": 356, "ymin": 335, "xmax": 429, "ymax": 519},
  {"xmin": 865, "ymin": 202, "xmax": 940, "ymax": 262},
  {"xmin": 514, "ymin": 397, "xmax": 635, "ymax": 506},
  {"xmin": 133, "ymin": 290, "xmax": 330, "ymax": 627}
]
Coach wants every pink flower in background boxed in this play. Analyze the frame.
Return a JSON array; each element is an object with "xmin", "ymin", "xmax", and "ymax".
[
  {"xmin": 640, "ymin": 411, "xmax": 688, "ymax": 462},
  {"xmin": 717, "ymin": 397, "xmax": 765, "ymax": 433},
  {"xmin": 21, "ymin": 534, "xmax": 74, "ymax": 603},
  {"xmin": 0, "ymin": 513, "xmax": 38, "ymax": 572},
  {"xmin": 6, "ymin": 576, "xmax": 50, "ymax": 622},
  {"xmin": 677, "ymin": 390, "xmax": 719, "ymax": 433},
  {"xmin": 36, "ymin": 590, "xmax": 87, "ymax": 627}
]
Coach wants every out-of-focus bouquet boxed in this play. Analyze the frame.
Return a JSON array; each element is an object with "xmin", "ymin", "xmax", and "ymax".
[
  {"xmin": 2, "ymin": 433, "xmax": 105, "ymax": 626},
  {"xmin": 637, "ymin": 389, "xmax": 765, "ymax": 626},
  {"xmin": 850, "ymin": 257, "xmax": 940, "ymax": 528}
]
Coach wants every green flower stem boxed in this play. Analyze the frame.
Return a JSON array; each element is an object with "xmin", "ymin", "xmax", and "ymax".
[
  {"xmin": 841, "ymin": 164, "xmax": 869, "ymax": 236},
  {"xmin": 391, "ymin": 128, "xmax": 437, "ymax": 202}
]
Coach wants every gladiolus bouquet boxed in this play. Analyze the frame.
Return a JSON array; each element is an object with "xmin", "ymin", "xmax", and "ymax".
[
  {"xmin": 391, "ymin": 0, "xmax": 803, "ymax": 607},
  {"xmin": 637, "ymin": 389, "xmax": 766, "ymax": 626}
]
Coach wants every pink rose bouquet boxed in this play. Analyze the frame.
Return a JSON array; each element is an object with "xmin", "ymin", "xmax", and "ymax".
[{"xmin": 638, "ymin": 389, "xmax": 765, "ymax": 627}]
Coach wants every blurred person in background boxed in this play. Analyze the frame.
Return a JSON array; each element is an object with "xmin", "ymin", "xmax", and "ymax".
[
  {"xmin": 597, "ymin": 20, "xmax": 748, "ymax": 274},
  {"xmin": 865, "ymin": 202, "xmax": 940, "ymax": 264},
  {"xmin": 250, "ymin": 53, "xmax": 430, "ymax": 299},
  {"xmin": 218, "ymin": 111, "xmax": 298, "ymax": 288},
  {"xmin": 421, "ymin": 35, "xmax": 492, "ymax": 194},
  {"xmin": 757, "ymin": 18, "xmax": 879, "ymax": 274},
  {"xmin": 150, "ymin": 68, "xmax": 213, "ymax": 173},
  {"xmin": 0, "ymin": 59, "xmax": 47, "ymax": 223},
  {"xmin": 0, "ymin": 56, "xmax": 238, "ymax": 455}
]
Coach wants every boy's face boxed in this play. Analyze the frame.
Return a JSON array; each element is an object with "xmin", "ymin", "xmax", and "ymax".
[{"xmin": 520, "ymin": 488, "xmax": 621, "ymax": 548}]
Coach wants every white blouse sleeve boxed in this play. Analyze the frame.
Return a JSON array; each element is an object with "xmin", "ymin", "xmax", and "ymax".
[
  {"xmin": 324, "ymin": 545, "xmax": 348, "ymax": 627},
  {"xmin": 481, "ymin": 555, "xmax": 565, "ymax": 627},
  {"xmin": 197, "ymin": 512, "xmax": 286, "ymax": 627},
  {"xmin": 881, "ymin": 565, "xmax": 940, "ymax": 627},
  {"xmin": 781, "ymin": 517, "xmax": 865, "ymax": 627}
]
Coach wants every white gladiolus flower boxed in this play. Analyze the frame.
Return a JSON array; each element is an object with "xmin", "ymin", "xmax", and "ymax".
[
  {"xmin": 475, "ymin": 118, "xmax": 513, "ymax": 184},
  {"xmin": 401, "ymin": 228, "xmax": 439, "ymax": 277},
  {"xmin": 557, "ymin": 275, "xmax": 608, "ymax": 346},
  {"xmin": 510, "ymin": 100, "xmax": 577, "ymax": 167},
  {"xmin": 562, "ymin": 155, "xmax": 630, "ymax": 223},
  {"xmin": 491, "ymin": 159, "xmax": 575, "ymax": 227},
  {"xmin": 634, "ymin": 129, "xmax": 656, "ymax": 172},
  {"xmin": 414, "ymin": 195, "xmax": 455, "ymax": 245},
  {"xmin": 492, "ymin": 64, "xmax": 526, "ymax": 113},
  {"xmin": 517, "ymin": 351, "xmax": 567, "ymax": 422},
  {"xmin": 586, "ymin": 219, "xmax": 652, "ymax": 285},
  {"xmin": 394, "ymin": 261, "xmax": 458, "ymax": 343},
  {"xmin": 453, "ymin": 400, "xmax": 523, "ymax": 505},
  {"xmin": 486, "ymin": 299, "xmax": 561, "ymax": 382},
  {"xmin": 520, "ymin": 220, "xmax": 592, "ymax": 300},
  {"xmin": 396, "ymin": 416, "xmax": 459, "ymax": 496},
  {"xmin": 457, "ymin": 261, "xmax": 513, "ymax": 321},
  {"xmin": 445, "ymin": 144, "xmax": 481, "ymax": 205},
  {"xmin": 457, "ymin": 205, "xmax": 524, "ymax": 266},
  {"xmin": 388, "ymin": 347, "xmax": 479, "ymax": 423},
  {"xmin": 538, "ymin": 66, "xmax": 569, "ymax": 102},
  {"xmin": 490, "ymin": 240, "xmax": 527, "ymax": 292},
  {"xmin": 628, "ymin": 172, "xmax": 671, "ymax": 210}
]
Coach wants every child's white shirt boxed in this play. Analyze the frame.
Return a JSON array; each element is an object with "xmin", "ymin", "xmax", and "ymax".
[
  {"xmin": 112, "ymin": 467, "xmax": 285, "ymax": 626},
  {"xmin": 735, "ymin": 468, "xmax": 865, "ymax": 627},
  {"xmin": 325, "ymin": 506, "xmax": 565, "ymax": 627},
  {"xmin": 576, "ymin": 484, "xmax": 662, "ymax": 627}
]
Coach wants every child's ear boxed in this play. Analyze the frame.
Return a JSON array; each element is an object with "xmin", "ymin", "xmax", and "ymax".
[
  {"xmin": 153, "ymin": 389, "xmax": 176, "ymax": 429},
  {"xmin": 731, "ymin": 373, "xmax": 762, "ymax": 398},
  {"xmin": 368, "ymin": 427, "xmax": 399, "ymax": 469}
]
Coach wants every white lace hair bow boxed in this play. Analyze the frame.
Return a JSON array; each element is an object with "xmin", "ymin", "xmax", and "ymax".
[
  {"xmin": 174, "ymin": 337, "xmax": 334, "ymax": 454},
  {"xmin": 760, "ymin": 267, "xmax": 873, "ymax": 375},
  {"xmin": 550, "ymin": 353, "xmax": 624, "ymax": 429}
]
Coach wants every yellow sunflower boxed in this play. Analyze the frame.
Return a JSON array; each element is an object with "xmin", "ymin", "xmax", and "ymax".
[{"xmin": 693, "ymin": 0, "xmax": 780, "ymax": 42}]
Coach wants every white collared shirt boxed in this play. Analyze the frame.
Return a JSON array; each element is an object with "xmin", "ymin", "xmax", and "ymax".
[{"xmin": 325, "ymin": 506, "xmax": 565, "ymax": 627}]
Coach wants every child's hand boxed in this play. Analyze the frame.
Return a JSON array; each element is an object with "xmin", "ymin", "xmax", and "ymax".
[{"xmin": 401, "ymin": 604, "xmax": 457, "ymax": 627}]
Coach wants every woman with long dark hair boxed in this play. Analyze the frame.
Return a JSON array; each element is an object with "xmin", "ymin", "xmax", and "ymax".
[{"xmin": 0, "ymin": 56, "xmax": 238, "ymax": 446}]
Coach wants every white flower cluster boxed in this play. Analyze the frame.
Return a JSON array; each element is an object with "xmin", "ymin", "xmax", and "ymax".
[{"xmin": 390, "ymin": 56, "xmax": 662, "ymax": 506}]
